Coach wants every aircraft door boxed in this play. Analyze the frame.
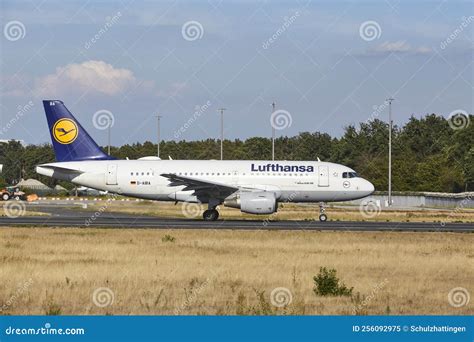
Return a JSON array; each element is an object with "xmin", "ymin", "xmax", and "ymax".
[
  {"xmin": 318, "ymin": 166, "xmax": 329, "ymax": 187},
  {"xmin": 231, "ymin": 170, "xmax": 239, "ymax": 185},
  {"xmin": 106, "ymin": 164, "xmax": 118, "ymax": 185}
]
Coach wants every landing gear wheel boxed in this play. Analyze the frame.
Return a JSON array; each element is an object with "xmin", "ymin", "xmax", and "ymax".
[
  {"xmin": 318, "ymin": 202, "xmax": 327, "ymax": 222},
  {"xmin": 203, "ymin": 209, "xmax": 219, "ymax": 221},
  {"xmin": 2, "ymin": 193, "xmax": 10, "ymax": 201}
]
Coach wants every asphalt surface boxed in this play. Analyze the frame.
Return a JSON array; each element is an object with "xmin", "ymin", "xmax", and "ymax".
[{"xmin": 0, "ymin": 204, "xmax": 472, "ymax": 232}]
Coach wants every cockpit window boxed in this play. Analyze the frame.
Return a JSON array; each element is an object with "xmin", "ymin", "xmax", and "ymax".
[{"xmin": 342, "ymin": 172, "xmax": 359, "ymax": 178}]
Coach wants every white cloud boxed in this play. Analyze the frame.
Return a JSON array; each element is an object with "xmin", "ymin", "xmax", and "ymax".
[
  {"xmin": 156, "ymin": 82, "xmax": 188, "ymax": 97},
  {"xmin": 4, "ymin": 60, "xmax": 188, "ymax": 99},
  {"xmin": 362, "ymin": 40, "xmax": 433, "ymax": 56},
  {"xmin": 374, "ymin": 40, "xmax": 411, "ymax": 53},
  {"xmin": 415, "ymin": 46, "xmax": 432, "ymax": 54},
  {"xmin": 34, "ymin": 60, "xmax": 136, "ymax": 96},
  {"xmin": 0, "ymin": 75, "xmax": 27, "ymax": 97}
]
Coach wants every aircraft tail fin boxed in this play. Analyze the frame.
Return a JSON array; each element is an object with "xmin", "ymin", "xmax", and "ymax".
[{"xmin": 42, "ymin": 100, "xmax": 113, "ymax": 162}]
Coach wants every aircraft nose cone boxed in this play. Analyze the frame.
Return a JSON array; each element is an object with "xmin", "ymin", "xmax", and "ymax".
[{"xmin": 365, "ymin": 180, "xmax": 375, "ymax": 195}]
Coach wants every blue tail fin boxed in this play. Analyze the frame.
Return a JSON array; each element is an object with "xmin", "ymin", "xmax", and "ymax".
[{"xmin": 43, "ymin": 100, "xmax": 113, "ymax": 162}]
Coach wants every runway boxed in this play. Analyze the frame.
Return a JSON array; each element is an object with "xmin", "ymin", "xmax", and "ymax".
[{"xmin": 0, "ymin": 204, "xmax": 472, "ymax": 232}]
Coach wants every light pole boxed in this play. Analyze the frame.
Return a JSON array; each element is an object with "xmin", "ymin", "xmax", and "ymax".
[
  {"xmin": 155, "ymin": 115, "xmax": 162, "ymax": 158},
  {"xmin": 271, "ymin": 102, "xmax": 276, "ymax": 161},
  {"xmin": 107, "ymin": 124, "xmax": 111, "ymax": 155},
  {"xmin": 386, "ymin": 98, "xmax": 395, "ymax": 206},
  {"xmin": 218, "ymin": 108, "xmax": 226, "ymax": 160}
]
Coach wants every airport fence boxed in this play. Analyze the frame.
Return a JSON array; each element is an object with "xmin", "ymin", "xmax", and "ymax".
[{"xmin": 344, "ymin": 192, "xmax": 473, "ymax": 209}]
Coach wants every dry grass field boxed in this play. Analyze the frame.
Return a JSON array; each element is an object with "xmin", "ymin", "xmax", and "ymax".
[
  {"xmin": 82, "ymin": 201, "xmax": 474, "ymax": 223},
  {"xmin": 1, "ymin": 227, "xmax": 473, "ymax": 315}
]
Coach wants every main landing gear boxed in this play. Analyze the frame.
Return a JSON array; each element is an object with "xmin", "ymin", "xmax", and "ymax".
[
  {"xmin": 203, "ymin": 209, "xmax": 219, "ymax": 221},
  {"xmin": 318, "ymin": 202, "xmax": 328, "ymax": 222},
  {"xmin": 203, "ymin": 199, "xmax": 221, "ymax": 221}
]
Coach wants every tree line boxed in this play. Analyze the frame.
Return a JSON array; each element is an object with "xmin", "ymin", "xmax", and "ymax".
[{"xmin": 0, "ymin": 114, "xmax": 472, "ymax": 193}]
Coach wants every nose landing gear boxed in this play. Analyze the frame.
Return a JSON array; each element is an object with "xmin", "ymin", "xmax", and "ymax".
[{"xmin": 318, "ymin": 202, "xmax": 327, "ymax": 222}]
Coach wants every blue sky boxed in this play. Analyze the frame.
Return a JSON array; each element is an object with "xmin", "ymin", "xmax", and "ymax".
[{"xmin": 0, "ymin": 0, "xmax": 472, "ymax": 146}]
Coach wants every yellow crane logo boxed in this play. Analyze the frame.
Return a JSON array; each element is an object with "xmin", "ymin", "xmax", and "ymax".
[{"xmin": 52, "ymin": 118, "xmax": 78, "ymax": 144}]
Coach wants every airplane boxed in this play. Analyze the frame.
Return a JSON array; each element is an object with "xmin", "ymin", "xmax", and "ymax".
[{"xmin": 36, "ymin": 100, "xmax": 375, "ymax": 222}]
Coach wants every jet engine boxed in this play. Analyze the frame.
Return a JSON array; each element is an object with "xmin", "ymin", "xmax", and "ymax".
[{"xmin": 224, "ymin": 191, "xmax": 277, "ymax": 214}]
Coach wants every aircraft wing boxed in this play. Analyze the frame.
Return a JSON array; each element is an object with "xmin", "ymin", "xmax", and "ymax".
[{"xmin": 160, "ymin": 173, "xmax": 238, "ymax": 200}]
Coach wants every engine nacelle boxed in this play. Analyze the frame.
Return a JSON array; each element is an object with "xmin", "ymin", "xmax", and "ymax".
[{"xmin": 224, "ymin": 191, "xmax": 277, "ymax": 214}]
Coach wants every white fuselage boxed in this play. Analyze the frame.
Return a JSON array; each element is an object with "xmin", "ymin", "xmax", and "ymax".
[{"xmin": 36, "ymin": 159, "xmax": 375, "ymax": 203}]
